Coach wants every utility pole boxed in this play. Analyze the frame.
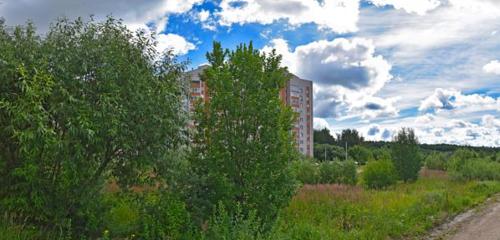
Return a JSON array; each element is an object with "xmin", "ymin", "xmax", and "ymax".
[
  {"xmin": 345, "ymin": 141, "xmax": 348, "ymax": 161},
  {"xmin": 324, "ymin": 146, "xmax": 327, "ymax": 161}
]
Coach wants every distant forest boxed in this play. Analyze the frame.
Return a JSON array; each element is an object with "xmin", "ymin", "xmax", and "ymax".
[{"xmin": 314, "ymin": 128, "xmax": 499, "ymax": 155}]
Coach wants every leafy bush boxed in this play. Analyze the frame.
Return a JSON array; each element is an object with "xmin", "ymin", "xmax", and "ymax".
[
  {"xmin": 291, "ymin": 159, "xmax": 357, "ymax": 185},
  {"xmin": 348, "ymin": 145, "xmax": 373, "ymax": 165},
  {"xmin": 139, "ymin": 192, "xmax": 195, "ymax": 240},
  {"xmin": 391, "ymin": 128, "xmax": 422, "ymax": 182},
  {"xmin": 425, "ymin": 152, "xmax": 447, "ymax": 170},
  {"xmin": 447, "ymin": 148, "xmax": 479, "ymax": 172},
  {"xmin": 203, "ymin": 203, "xmax": 266, "ymax": 240},
  {"xmin": 291, "ymin": 159, "xmax": 320, "ymax": 184},
  {"xmin": 104, "ymin": 199, "xmax": 140, "ymax": 237},
  {"xmin": 449, "ymin": 158, "xmax": 500, "ymax": 181},
  {"xmin": 103, "ymin": 191, "xmax": 195, "ymax": 239},
  {"xmin": 319, "ymin": 161, "xmax": 357, "ymax": 185},
  {"xmin": 372, "ymin": 147, "xmax": 391, "ymax": 161},
  {"xmin": 362, "ymin": 159, "xmax": 398, "ymax": 189}
]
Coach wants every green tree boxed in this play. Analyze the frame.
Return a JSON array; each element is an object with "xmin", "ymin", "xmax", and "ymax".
[
  {"xmin": 372, "ymin": 147, "xmax": 391, "ymax": 161},
  {"xmin": 391, "ymin": 128, "xmax": 422, "ymax": 182},
  {"xmin": 0, "ymin": 18, "xmax": 187, "ymax": 236},
  {"xmin": 313, "ymin": 128, "xmax": 336, "ymax": 144},
  {"xmin": 447, "ymin": 148, "xmax": 479, "ymax": 172},
  {"xmin": 314, "ymin": 144, "xmax": 344, "ymax": 161},
  {"xmin": 336, "ymin": 129, "xmax": 364, "ymax": 147},
  {"xmin": 348, "ymin": 145, "xmax": 373, "ymax": 165},
  {"xmin": 188, "ymin": 42, "xmax": 297, "ymax": 228}
]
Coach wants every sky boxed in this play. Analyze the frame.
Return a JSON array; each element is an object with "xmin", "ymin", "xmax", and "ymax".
[{"xmin": 1, "ymin": 0, "xmax": 499, "ymax": 147}]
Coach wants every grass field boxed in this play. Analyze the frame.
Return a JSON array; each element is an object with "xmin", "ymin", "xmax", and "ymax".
[{"xmin": 273, "ymin": 169, "xmax": 500, "ymax": 239}]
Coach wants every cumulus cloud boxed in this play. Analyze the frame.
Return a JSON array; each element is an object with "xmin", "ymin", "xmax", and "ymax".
[
  {"xmin": 195, "ymin": 9, "xmax": 217, "ymax": 31},
  {"xmin": 368, "ymin": 0, "xmax": 441, "ymax": 15},
  {"xmin": 0, "ymin": 0, "xmax": 202, "ymax": 32},
  {"xmin": 483, "ymin": 60, "xmax": 500, "ymax": 74},
  {"xmin": 313, "ymin": 117, "xmax": 331, "ymax": 130},
  {"xmin": 363, "ymin": 112, "xmax": 500, "ymax": 147},
  {"xmin": 415, "ymin": 113, "xmax": 436, "ymax": 124},
  {"xmin": 217, "ymin": 0, "xmax": 360, "ymax": 33},
  {"xmin": 198, "ymin": 9, "xmax": 210, "ymax": 22},
  {"xmin": 263, "ymin": 37, "xmax": 394, "ymax": 119},
  {"xmin": 481, "ymin": 114, "xmax": 500, "ymax": 129},
  {"xmin": 371, "ymin": 0, "xmax": 500, "ymax": 59},
  {"xmin": 157, "ymin": 33, "xmax": 196, "ymax": 55},
  {"xmin": 419, "ymin": 88, "xmax": 500, "ymax": 113},
  {"xmin": 0, "ymin": 0, "xmax": 200, "ymax": 56},
  {"xmin": 419, "ymin": 88, "xmax": 457, "ymax": 111},
  {"xmin": 350, "ymin": 96, "xmax": 399, "ymax": 119}
]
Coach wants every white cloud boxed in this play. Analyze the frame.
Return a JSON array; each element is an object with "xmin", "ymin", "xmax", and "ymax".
[
  {"xmin": 198, "ymin": 9, "xmax": 210, "ymax": 22},
  {"xmin": 415, "ymin": 113, "xmax": 436, "ymax": 124},
  {"xmin": 157, "ymin": 33, "xmax": 196, "ymax": 55},
  {"xmin": 483, "ymin": 60, "xmax": 500, "ymax": 74},
  {"xmin": 313, "ymin": 117, "xmax": 331, "ymax": 130},
  {"xmin": 419, "ymin": 88, "xmax": 457, "ymax": 111},
  {"xmin": 217, "ymin": 0, "xmax": 360, "ymax": 33},
  {"xmin": 356, "ymin": 113, "xmax": 500, "ymax": 147},
  {"xmin": 0, "ymin": 0, "xmax": 203, "ymax": 32},
  {"xmin": 263, "ymin": 37, "xmax": 394, "ymax": 119},
  {"xmin": 196, "ymin": 9, "xmax": 217, "ymax": 31},
  {"xmin": 368, "ymin": 0, "xmax": 500, "ymax": 59},
  {"xmin": 0, "ymin": 0, "xmax": 201, "ymax": 56},
  {"xmin": 419, "ymin": 88, "xmax": 500, "ymax": 113},
  {"xmin": 481, "ymin": 114, "xmax": 500, "ymax": 129},
  {"xmin": 368, "ymin": 0, "xmax": 441, "ymax": 15},
  {"xmin": 350, "ymin": 96, "xmax": 399, "ymax": 119}
]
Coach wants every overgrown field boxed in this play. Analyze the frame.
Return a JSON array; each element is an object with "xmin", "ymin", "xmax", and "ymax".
[{"xmin": 272, "ymin": 170, "xmax": 500, "ymax": 239}]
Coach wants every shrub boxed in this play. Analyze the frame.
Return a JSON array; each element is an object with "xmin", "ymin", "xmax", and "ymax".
[
  {"xmin": 291, "ymin": 159, "xmax": 320, "ymax": 184},
  {"xmin": 102, "ymin": 191, "xmax": 195, "ymax": 239},
  {"xmin": 425, "ymin": 152, "xmax": 447, "ymax": 170},
  {"xmin": 139, "ymin": 192, "xmax": 195, "ymax": 240},
  {"xmin": 292, "ymin": 159, "xmax": 357, "ymax": 185},
  {"xmin": 449, "ymin": 158, "xmax": 500, "ymax": 181},
  {"xmin": 319, "ymin": 161, "xmax": 357, "ymax": 185},
  {"xmin": 203, "ymin": 203, "xmax": 266, "ymax": 240},
  {"xmin": 104, "ymin": 199, "xmax": 140, "ymax": 237},
  {"xmin": 348, "ymin": 145, "xmax": 373, "ymax": 165},
  {"xmin": 447, "ymin": 148, "xmax": 479, "ymax": 172},
  {"xmin": 391, "ymin": 128, "xmax": 422, "ymax": 182},
  {"xmin": 372, "ymin": 147, "xmax": 391, "ymax": 161},
  {"xmin": 362, "ymin": 159, "xmax": 398, "ymax": 189}
]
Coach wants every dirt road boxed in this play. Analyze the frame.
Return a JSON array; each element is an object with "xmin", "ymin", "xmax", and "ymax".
[{"xmin": 428, "ymin": 194, "xmax": 500, "ymax": 240}]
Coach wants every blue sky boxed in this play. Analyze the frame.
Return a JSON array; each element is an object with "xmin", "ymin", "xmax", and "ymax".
[{"xmin": 1, "ymin": 0, "xmax": 499, "ymax": 146}]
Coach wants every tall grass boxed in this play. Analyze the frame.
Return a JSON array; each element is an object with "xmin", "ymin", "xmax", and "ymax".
[{"xmin": 272, "ymin": 170, "xmax": 500, "ymax": 239}]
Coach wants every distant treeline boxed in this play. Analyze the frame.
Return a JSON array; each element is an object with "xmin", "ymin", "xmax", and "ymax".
[
  {"xmin": 314, "ymin": 128, "xmax": 499, "ymax": 160},
  {"xmin": 363, "ymin": 141, "xmax": 499, "ymax": 154}
]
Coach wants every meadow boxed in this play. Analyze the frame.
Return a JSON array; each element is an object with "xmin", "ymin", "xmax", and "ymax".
[{"xmin": 272, "ymin": 169, "xmax": 500, "ymax": 239}]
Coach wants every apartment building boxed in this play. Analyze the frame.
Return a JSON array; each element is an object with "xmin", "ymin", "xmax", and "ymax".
[
  {"xmin": 186, "ymin": 66, "xmax": 314, "ymax": 157},
  {"xmin": 280, "ymin": 75, "xmax": 314, "ymax": 157}
]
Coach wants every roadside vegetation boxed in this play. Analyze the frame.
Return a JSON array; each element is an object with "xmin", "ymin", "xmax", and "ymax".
[
  {"xmin": 1, "ymin": 17, "xmax": 499, "ymax": 240},
  {"xmin": 274, "ymin": 171, "xmax": 500, "ymax": 239}
]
